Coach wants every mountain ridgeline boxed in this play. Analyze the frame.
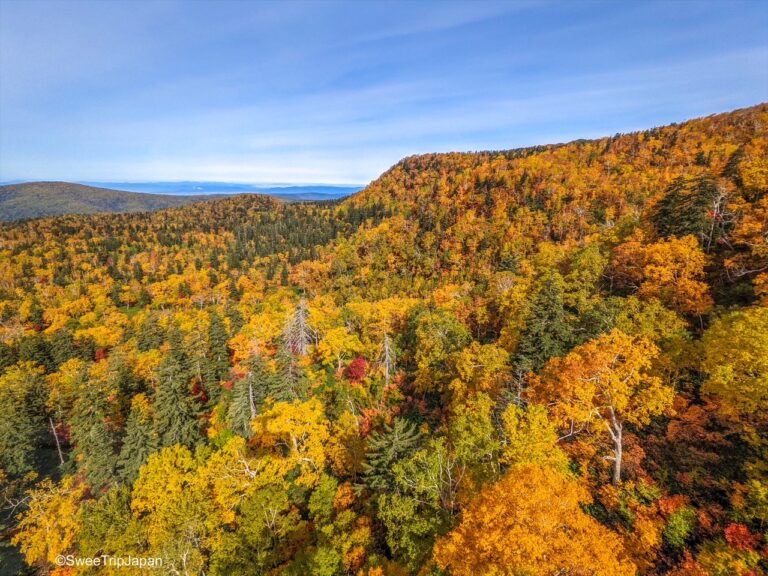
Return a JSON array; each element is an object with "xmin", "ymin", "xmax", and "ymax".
[
  {"xmin": 0, "ymin": 104, "xmax": 766, "ymax": 576},
  {"xmin": 0, "ymin": 182, "xmax": 229, "ymax": 221},
  {"xmin": 0, "ymin": 182, "xmax": 361, "ymax": 221}
]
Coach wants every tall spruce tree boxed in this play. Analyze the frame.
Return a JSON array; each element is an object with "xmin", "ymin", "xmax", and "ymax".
[
  {"xmin": 225, "ymin": 304, "xmax": 244, "ymax": 334},
  {"xmin": 82, "ymin": 419, "xmax": 117, "ymax": 491},
  {"xmin": 117, "ymin": 396, "xmax": 155, "ymax": 484},
  {"xmin": 17, "ymin": 333, "xmax": 54, "ymax": 373},
  {"xmin": 515, "ymin": 271, "xmax": 573, "ymax": 373},
  {"xmin": 227, "ymin": 354, "xmax": 272, "ymax": 437},
  {"xmin": 205, "ymin": 310, "xmax": 230, "ymax": 401},
  {"xmin": 106, "ymin": 352, "xmax": 142, "ymax": 421},
  {"xmin": 272, "ymin": 346, "xmax": 310, "ymax": 402},
  {"xmin": 0, "ymin": 342, "xmax": 17, "ymax": 373},
  {"xmin": 70, "ymin": 384, "xmax": 117, "ymax": 491},
  {"xmin": 361, "ymin": 418, "xmax": 422, "ymax": 492},
  {"xmin": 137, "ymin": 313, "xmax": 163, "ymax": 352},
  {"xmin": 77, "ymin": 336, "xmax": 97, "ymax": 362},
  {"xmin": 152, "ymin": 327, "xmax": 202, "ymax": 449},
  {"xmin": 651, "ymin": 176, "xmax": 725, "ymax": 247},
  {"xmin": 50, "ymin": 329, "xmax": 77, "ymax": 367},
  {"xmin": 0, "ymin": 363, "xmax": 47, "ymax": 476}
]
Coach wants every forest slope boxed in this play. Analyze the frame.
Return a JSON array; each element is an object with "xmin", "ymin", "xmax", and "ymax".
[
  {"xmin": 302, "ymin": 103, "xmax": 768, "ymax": 303},
  {"xmin": 0, "ymin": 181, "xmax": 227, "ymax": 221}
]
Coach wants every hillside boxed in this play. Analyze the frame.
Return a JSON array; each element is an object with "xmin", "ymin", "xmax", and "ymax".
[
  {"xmin": 299, "ymin": 104, "xmax": 768, "ymax": 303},
  {"xmin": 0, "ymin": 181, "xmax": 227, "ymax": 221},
  {"xmin": 1, "ymin": 104, "xmax": 767, "ymax": 576}
]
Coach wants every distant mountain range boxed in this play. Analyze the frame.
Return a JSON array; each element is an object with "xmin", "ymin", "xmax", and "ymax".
[
  {"xmin": 75, "ymin": 181, "xmax": 364, "ymax": 200},
  {"xmin": 0, "ymin": 181, "xmax": 361, "ymax": 221}
]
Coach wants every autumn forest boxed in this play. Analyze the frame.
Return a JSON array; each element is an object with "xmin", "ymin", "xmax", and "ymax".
[{"xmin": 1, "ymin": 104, "xmax": 767, "ymax": 575}]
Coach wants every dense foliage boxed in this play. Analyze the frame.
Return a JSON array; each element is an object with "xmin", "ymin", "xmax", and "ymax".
[{"xmin": 1, "ymin": 104, "xmax": 767, "ymax": 575}]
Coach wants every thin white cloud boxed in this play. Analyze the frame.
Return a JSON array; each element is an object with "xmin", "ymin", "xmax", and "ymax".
[{"xmin": 1, "ymin": 1, "xmax": 766, "ymax": 183}]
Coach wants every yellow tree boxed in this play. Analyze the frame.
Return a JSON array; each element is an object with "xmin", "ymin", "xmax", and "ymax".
[
  {"xmin": 251, "ymin": 398, "xmax": 330, "ymax": 487},
  {"xmin": 317, "ymin": 326, "xmax": 364, "ymax": 371},
  {"xmin": 700, "ymin": 306, "xmax": 768, "ymax": 444},
  {"xmin": 530, "ymin": 329, "xmax": 674, "ymax": 484},
  {"xmin": 500, "ymin": 403, "xmax": 569, "ymax": 471},
  {"xmin": 611, "ymin": 234, "xmax": 713, "ymax": 316},
  {"xmin": 449, "ymin": 342, "xmax": 509, "ymax": 404},
  {"xmin": 433, "ymin": 464, "xmax": 635, "ymax": 576},
  {"xmin": 131, "ymin": 444, "xmax": 212, "ymax": 574},
  {"xmin": 12, "ymin": 475, "xmax": 88, "ymax": 568}
]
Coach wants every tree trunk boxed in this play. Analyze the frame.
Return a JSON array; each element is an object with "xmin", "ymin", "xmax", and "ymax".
[
  {"xmin": 248, "ymin": 380, "xmax": 257, "ymax": 419},
  {"xmin": 612, "ymin": 425, "xmax": 622, "ymax": 485},
  {"xmin": 50, "ymin": 416, "xmax": 65, "ymax": 465}
]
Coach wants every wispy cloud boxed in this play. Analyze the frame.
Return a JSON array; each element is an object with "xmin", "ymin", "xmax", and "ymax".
[{"xmin": 1, "ymin": 0, "xmax": 766, "ymax": 183}]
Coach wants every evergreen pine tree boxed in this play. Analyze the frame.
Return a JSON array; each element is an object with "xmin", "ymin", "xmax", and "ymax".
[
  {"xmin": 110, "ymin": 283, "xmax": 123, "ymax": 307},
  {"xmin": 651, "ymin": 176, "xmax": 723, "ymax": 245},
  {"xmin": 227, "ymin": 354, "xmax": 272, "ymax": 437},
  {"xmin": 18, "ymin": 333, "xmax": 54, "ymax": 372},
  {"xmin": 133, "ymin": 261, "xmax": 144, "ymax": 281},
  {"xmin": 226, "ymin": 304, "xmax": 244, "ymax": 334},
  {"xmin": 205, "ymin": 310, "xmax": 230, "ymax": 401},
  {"xmin": 152, "ymin": 327, "xmax": 202, "ymax": 449},
  {"xmin": 722, "ymin": 145, "xmax": 744, "ymax": 184},
  {"xmin": 265, "ymin": 299, "xmax": 316, "ymax": 401},
  {"xmin": 137, "ymin": 314, "xmax": 163, "ymax": 352},
  {"xmin": 228, "ymin": 277, "xmax": 242, "ymax": 299},
  {"xmin": 82, "ymin": 418, "xmax": 117, "ymax": 491},
  {"xmin": 50, "ymin": 329, "xmax": 77, "ymax": 367},
  {"xmin": 77, "ymin": 336, "xmax": 97, "ymax": 361},
  {"xmin": 107, "ymin": 352, "xmax": 142, "ymax": 421},
  {"xmin": 137, "ymin": 287, "xmax": 152, "ymax": 307},
  {"xmin": 0, "ymin": 342, "xmax": 17, "ymax": 373},
  {"xmin": 361, "ymin": 418, "xmax": 422, "ymax": 492},
  {"xmin": 0, "ymin": 364, "xmax": 47, "ymax": 476},
  {"xmin": 70, "ymin": 385, "xmax": 117, "ymax": 490},
  {"xmin": 117, "ymin": 396, "xmax": 155, "ymax": 484},
  {"xmin": 26, "ymin": 296, "xmax": 45, "ymax": 328},
  {"xmin": 272, "ymin": 346, "xmax": 309, "ymax": 402},
  {"xmin": 515, "ymin": 272, "xmax": 573, "ymax": 373}
]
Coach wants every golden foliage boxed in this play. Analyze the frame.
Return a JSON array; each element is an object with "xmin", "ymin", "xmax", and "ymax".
[{"xmin": 434, "ymin": 465, "xmax": 636, "ymax": 576}]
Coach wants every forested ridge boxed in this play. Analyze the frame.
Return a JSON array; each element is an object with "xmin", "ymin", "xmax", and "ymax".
[
  {"xmin": 0, "ymin": 182, "xmax": 228, "ymax": 221},
  {"xmin": 0, "ymin": 104, "xmax": 767, "ymax": 575}
]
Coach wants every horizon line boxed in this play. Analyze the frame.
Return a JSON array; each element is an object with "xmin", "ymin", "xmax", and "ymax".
[{"xmin": 0, "ymin": 179, "xmax": 368, "ymax": 188}]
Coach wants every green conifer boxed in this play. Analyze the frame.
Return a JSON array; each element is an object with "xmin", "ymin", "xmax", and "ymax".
[
  {"xmin": 227, "ymin": 354, "xmax": 272, "ymax": 437},
  {"xmin": 152, "ymin": 327, "xmax": 202, "ymax": 448},
  {"xmin": 117, "ymin": 398, "xmax": 155, "ymax": 484},
  {"xmin": 0, "ymin": 364, "xmax": 47, "ymax": 476},
  {"xmin": 205, "ymin": 310, "xmax": 230, "ymax": 401},
  {"xmin": 515, "ymin": 271, "xmax": 573, "ymax": 373},
  {"xmin": 137, "ymin": 314, "xmax": 163, "ymax": 352},
  {"xmin": 361, "ymin": 418, "xmax": 421, "ymax": 492},
  {"xmin": 81, "ymin": 418, "xmax": 117, "ymax": 491},
  {"xmin": 50, "ymin": 328, "xmax": 77, "ymax": 367}
]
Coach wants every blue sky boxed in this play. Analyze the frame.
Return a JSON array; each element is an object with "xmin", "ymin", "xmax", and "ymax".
[{"xmin": 1, "ymin": 0, "xmax": 767, "ymax": 185}]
